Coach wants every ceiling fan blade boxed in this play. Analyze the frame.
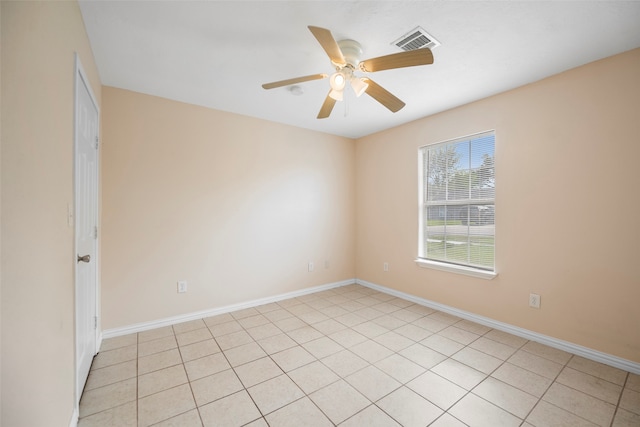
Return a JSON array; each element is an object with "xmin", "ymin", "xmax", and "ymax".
[
  {"xmin": 308, "ymin": 26, "xmax": 346, "ymax": 66},
  {"xmin": 317, "ymin": 92, "xmax": 336, "ymax": 119},
  {"xmin": 360, "ymin": 49, "xmax": 434, "ymax": 73},
  {"xmin": 362, "ymin": 78, "xmax": 405, "ymax": 113},
  {"xmin": 262, "ymin": 73, "xmax": 328, "ymax": 90}
]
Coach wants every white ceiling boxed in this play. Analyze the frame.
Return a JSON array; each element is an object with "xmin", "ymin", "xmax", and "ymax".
[{"xmin": 79, "ymin": 1, "xmax": 640, "ymax": 139}]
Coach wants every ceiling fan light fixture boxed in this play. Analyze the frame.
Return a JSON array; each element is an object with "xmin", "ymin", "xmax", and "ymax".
[
  {"xmin": 350, "ymin": 77, "xmax": 368, "ymax": 97},
  {"xmin": 329, "ymin": 72, "xmax": 346, "ymax": 91}
]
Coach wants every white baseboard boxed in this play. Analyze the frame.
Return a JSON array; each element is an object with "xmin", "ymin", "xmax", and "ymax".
[
  {"xmin": 102, "ymin": 279, "xmax": 356, "ymax": 340},
  {"xmin": 356, "ymin": 278, "xmax": 640, "ymax": 375},
  {"xmin": 68, "ymin": 407, "xmax": 78, "ymax": 427}
]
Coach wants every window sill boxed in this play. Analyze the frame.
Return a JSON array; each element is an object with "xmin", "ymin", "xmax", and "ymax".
[{"xmin": 415, "ymin": 259, "xmax": 497, "ymax": 280}]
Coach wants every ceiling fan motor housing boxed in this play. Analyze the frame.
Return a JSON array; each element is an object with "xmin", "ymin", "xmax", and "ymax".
[{"xmin": 337, "ymin": 39, "xmax": 363, "ymax": 69}]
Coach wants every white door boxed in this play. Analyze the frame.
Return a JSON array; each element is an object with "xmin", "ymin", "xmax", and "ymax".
[{"xmin": 75, "ymin": 56, "xmax": 99, "ymax": 399}]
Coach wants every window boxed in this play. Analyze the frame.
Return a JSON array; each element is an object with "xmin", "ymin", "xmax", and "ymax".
[{"xmin": 418, "ymin": 131, "xmax": 495, "ymax": 277}]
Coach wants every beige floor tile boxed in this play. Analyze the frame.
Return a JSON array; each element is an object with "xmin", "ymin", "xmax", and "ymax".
[
  {"xmin": 412, "ymin": 317, "xmax": 449, "ymax": 333},
  {"xmin": 627, "ymin": 373, "xmax": 640, "ymax": 392},
  {"xmin": 328, "ymin": 328, "xmax": 368, "ymax": 348},
  {"xmin": 557, "ymin": 367, "xmax": 622, "ymax": 404},
  {"xmin": 138, "ymin": 364, "xmax": 188, "ymax": 398},
  {"xmin": 407, "ymin": 371, "xmax": 466, "ymax": 410},
  {"xmin": 138, "ymin": 336, "xmax": 177, "ymax": 357},
  {"xmin": 178, "ymin": 339, "xmax": 220, "ymax": 362},
  {"xmin": 352, "ymin": 321, "xmax": 389, "ymax": 339},
  {"xmin": 231, "ymin": 307, "xmax": 260, "ymax": 319},
  {"xmin": 256, "ymin": 333, "xmax": 297, "ymax": 354},
  {"xmin": 438, "ymin": 326, "xmax": 480, "ymax": 345},
  {"xmin": 526, "ymin": 400, "xmax": 598, "ymax": 426},
  {"xmin": 199, "ymin": 390, "xmax": 261, "ymax": 427},
  {"xmin": 288, "ymin": 361, "xmax": 340, "ymax": 394},
  {"xmin": 420, "ymin": 334, "xmax": 464, "ymax": 356},
  {"xmin": 371, "ymin": 314, "xmax": 406, "ymax": 330},
  {"xmin": 138, "ymin": 326, "xmax": 174, "ymax": 343},
  {"xmin": 375, "ymin": 354, "xmax": 426, "ymax": 384},
  {"xmin": 190, "ymin": 368, "xmax": 243, "ymax": 407},
  {"xmin": 345, "ymin": 365, "xmax": 401, "ymax": 401},
  {"xmin": 394, "ymin": 323, "xmax": 433, "ymax": 341},
  {"xmin": 184, "ymin": 352, "xmax": 230, "ymax": 381},
  {"xmin": 473, "ymin": 377, "xmax": 538, "ymax": 419},
  {"xmin": 491, "ymin": 362, "xmax": 552, "ymax": 398},
  {"xmin": 377, "ymin": 386, "xmax": 443, "ymax": 427},
  {"xmin": 309, "ymin": 380, "xmax": 370, "ymax": 424},
  {"xmin": 246, "ymin": 322, "xmax": 281, "ymax": 340},
  {"xmin": 238, "ymin": 314, "xmax": 270, "ymax": 329},
  {"xmin": 255, "ymin": 302, "xmax": 282, "ymax": 313},
  {"xmin": 262, "ymin": 308, "xmax": 294, "ymax": 322},
  {"xmin": 273, "ymin": 316, "xmax": 307, "ymax": 332},
  {"xmin": 100, "ymin": 334, "xmax": 137, "ymax": 352},
  {"xmin": 399, "ymin": 343, "xmax": 447, "ymax": 369},
  {"xmin": 208, "ymin": 320, "xmax": 242, "ymax": 337},
  {"xmin": 311, "ymin": 318, "xmax": 347, "ymax": 335},
  {"xmin": 389, "ymin": 308, "xmax": 424, "ymax": 323},
  {"xmin": 350, "ymin": 339, "xmax": 394, "ymax": 363},
  {"xmin": 334, "ymin": 312, "xmax": 367, "ymax": 327},
  {"xmin": 542, "ymin": 382, "xmax": 615, "ymax": 426},
  {"xmin": 92, "ymin": 344, "xmax": 137, "ymax": 370},
  {"xmin": 567, "ymin": 356, "xmax": 628, "ymax": 386},
  {"xmin": 429, "ymin": 413, "xmax": 468, "ymax": 427},
  {"xmin": 508, "ymin": 349, "xmax": 564, "ymax": 379},
  {"xmin": 484, "ymin": 329, "xmax": 528, "ymax": 348},
  {"xmin": 138, "ymin": 384, "xmax": 195, "ymax": 426},
  {"xmin": 153, "ymin": 409, "xmax": 202, "ymax": 427},
  {"xmin": 454, "ymin": 319, "xmax": 492, "ymax": 335},
  {"xmin": 302, "ymin": 336, "xmax": 344, "ymax": 359},
  {"xmin": 297, "ymin": 310, "xmax": 330, "ymax": 324},
  {"xmin": 172, "ymin": 319, "xmax": 206, "ymax": 334},
  {"xmin": 353, "ymin": 307, "xmax": 385, "ymax": 321},
  {"xmin": 287, "ymin": 325, "xmax": 324, "ymax": 344},
  {"xmin": 223, "ymin": 341, "xmax": 267, "ymax": 367},
  {"xmin": 176, "ymin": 328, "xmax": 212, "ymax": 347},
  {"xmin": 287, "ymin": 303, "xmax": 315, "ymax": 316},
  {"xmin": 321, "ymin": 349, "xmax": 369, "ymax": 377},
  {"xmin": 431, "ymin": 359, "xmax": 487, "ymax": 390},
  {"xmin": 451, "ymin": 346, "xmax": 503, "ymax": 374},
  {"xmin": 139, "ymin": 348, "xmax": 182, "ymax": 375},
  {"xmin": 373, "ymin": 331, "xmax": 414, "ymax": 352},
  {"xmin": 79, "ymin": 378, "xmax": 137, "ymax": 418},
  {"xmin": 244, "ymin": 418, "xmax": 268, "ymax": 427},
  {"xmin": 77, "ymin": 401, "xmax": 136, "ymax": 427},
  {"xmin": 265, "ymin": 397, "xmax": 333, "ymax": 427},
  {"xmin": 522, "ymin": 341, "xmax": 572, "ymax": 365},
  {"xmin": 470, "ymin": 336, "xmax": 518, "ymax": 360},
  {"xmin": 203, "ymin": 312, "xmax": 234, "ymax": 327},
  {"xmin": 612, "ymin": 408, "xmax": 640, "ymax": 426},
  {"xmin": 405, "ymin": 304, "xmax": 436, "ymax": 316},
  {"xmin": 85, "ymin": 360, "xmax": 136, "ymax": 391},
  {"xmin": 234, "ymin": 356, "xmax": 283, "ymax": 388},
  {"xmin": 247, "ymin": 374, "xmax": 305, "ymax": 414},
  {"xmin": 215, "ymin": 330, "xmax": 254, "ymax": 350},
  {"xmin": 271, "ymin": 345, "xmax": 316, "ymax": 372},
  {"xmin": 317, "ymin": 305, "xmax": 349, "ymax": 318},
  {"xmin": 619, "ymin": 388, "xmax": 640, "ymax": 415},
  {"xmin": 429, "ymin": 312, "xmax": 462, "ymax": 325},
  {"xmin": 449, "ymin": 393, "xmax": 522, "ymax": 427},
  {"xmin": 340, "ymin": 404, "xmax": 401, "ymax": 427}
]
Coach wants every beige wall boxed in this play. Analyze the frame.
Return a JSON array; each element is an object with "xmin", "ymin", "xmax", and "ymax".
[
  {"xmin": 356, "ymin": 48, "xmax": 640, "ymax": 363},
  {"xmin": 1, "ymin": 2, "xmax": 101, "ymax": 426},
  {"xmin": 101, "ymin": 88, "xmax": 356, "ymax": 329}
]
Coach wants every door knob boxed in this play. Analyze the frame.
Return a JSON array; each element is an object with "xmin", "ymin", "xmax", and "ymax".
[{"xmin": 77, "ymin": 254, "xmax": 91, "ymax": 263}]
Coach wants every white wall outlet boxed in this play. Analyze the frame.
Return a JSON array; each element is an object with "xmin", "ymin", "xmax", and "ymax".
[
  {"xmin": 529, "ymin": 293, "xmax": 541, "ymax": 308},
  {"xmin": 308, "ymin": 261, "xmax": 314, "ymax": 272},
  {"xmin": 177, "ymin": 281, "xmax": 188, "ymax": 293},
  {"xmin": 383, "ymin": 262, "xmax": 389, "ymax": 272}
]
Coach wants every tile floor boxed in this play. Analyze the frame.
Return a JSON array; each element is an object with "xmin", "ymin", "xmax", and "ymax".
[{"xmin": 78, "ymin": 284, "xmax": 640, "ymax": 427}]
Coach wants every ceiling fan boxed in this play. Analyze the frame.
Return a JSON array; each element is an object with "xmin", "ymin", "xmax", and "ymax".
[{"xmin": 262, "ymin": 26, "xmax": 434, "ymax": 119}]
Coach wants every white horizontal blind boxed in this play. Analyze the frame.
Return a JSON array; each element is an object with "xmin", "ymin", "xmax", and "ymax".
[{"xmin": 419, "ymin": 131, "xmax": 495, "ymax": 271}]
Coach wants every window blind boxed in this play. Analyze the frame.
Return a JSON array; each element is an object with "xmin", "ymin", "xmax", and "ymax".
[{"xmin": 419, "ymin": 131, "xmax": 495, "ymax": 271}]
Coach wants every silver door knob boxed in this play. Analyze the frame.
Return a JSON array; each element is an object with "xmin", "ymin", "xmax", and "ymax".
[{"xmin": 77, "ymin": 254, "xmax": 91, "ymax": 263}]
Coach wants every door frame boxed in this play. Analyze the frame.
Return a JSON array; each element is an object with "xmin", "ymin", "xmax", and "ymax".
[{"xmin": 73, "ymin": 53, "xmax": 101, "ymax": 407}]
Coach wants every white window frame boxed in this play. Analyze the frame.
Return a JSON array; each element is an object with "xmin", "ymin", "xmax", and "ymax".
[{"xmin": 416, "ymin": 131, "xmax": 497, "ymax": 280}]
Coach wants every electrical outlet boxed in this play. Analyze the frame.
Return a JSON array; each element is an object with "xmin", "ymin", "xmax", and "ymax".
[
  {"xmin": 529, "ymin": 293, "xmax": 541, "ymax": 308},
  {"xmin": 383, "ymin": 262, "xmax": 389, "ymax": 272},
  {"xmin": 308, "ymin": 261, "xmax": 314, "ymax": 272},
  {"xmin": 177, "ymin": 281, "xmax": 188, "ymax": 293}
]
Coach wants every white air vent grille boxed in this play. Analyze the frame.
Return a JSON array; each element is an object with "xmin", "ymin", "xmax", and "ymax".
[{"xmin": 393, "ymin": 26, "xmax": 440, "ymax": 51}]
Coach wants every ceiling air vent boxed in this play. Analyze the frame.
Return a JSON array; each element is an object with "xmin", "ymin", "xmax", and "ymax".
[{"xmin": 393, "ymin": 26, "xmax": 440, "ymax": 51}]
